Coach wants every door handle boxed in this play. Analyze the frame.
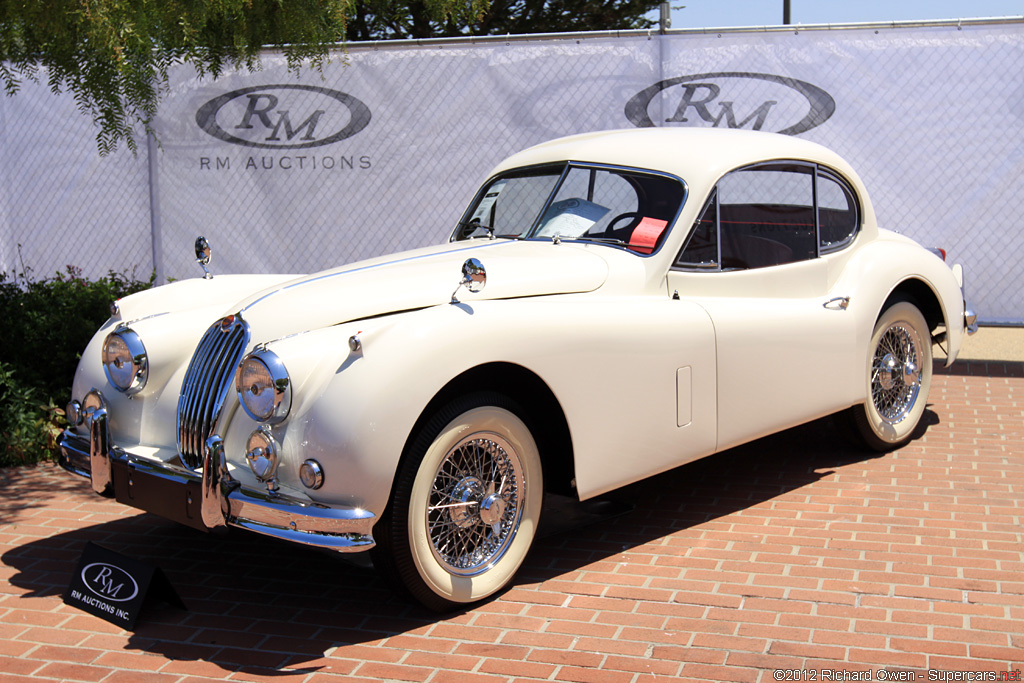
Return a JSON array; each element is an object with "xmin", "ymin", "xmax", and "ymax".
[{"xmin": 823, "ymin": 296, "xmax": 850, "ymax": 310}]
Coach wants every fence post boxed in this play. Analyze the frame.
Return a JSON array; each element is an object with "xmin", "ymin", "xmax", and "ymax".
[{"xmin": 147, "ymin": 131, "xmax": 164, "ymax": 286}]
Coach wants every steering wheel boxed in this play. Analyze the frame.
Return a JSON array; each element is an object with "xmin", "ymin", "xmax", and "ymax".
[
  {"xmin": 605, "ymin": 211, "xmax": 643, "ymax": 235},
  {"xmin": 456, "ymin": 219, "xmax": 485, "ymax": 240}
]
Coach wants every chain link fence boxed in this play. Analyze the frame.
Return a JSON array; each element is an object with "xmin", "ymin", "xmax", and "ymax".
[
  {"xmin": 0, "ymin": 80, "xmax": 152, "ymax": 283},
  {"xmin": 1, "ymin": 18, "xmax": 1021, "ymax": 322}
]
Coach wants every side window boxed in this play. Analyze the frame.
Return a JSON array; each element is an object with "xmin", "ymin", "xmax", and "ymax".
[
  {"xmin": 818, "ymin": 170, "xmax": 859, "ymax": 253},
  {"xmin": 718, "ymin": 164, "xmax": 816, "ymax": 269},
  {"xmin": 673, "ymin": 162, "xmax": 860, "ymax": 271}
]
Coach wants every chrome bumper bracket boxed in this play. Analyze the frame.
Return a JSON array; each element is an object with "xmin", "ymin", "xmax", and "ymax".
[{"xmin": 201, "ymin": 435, "xmax": 236, "ymax": 531}]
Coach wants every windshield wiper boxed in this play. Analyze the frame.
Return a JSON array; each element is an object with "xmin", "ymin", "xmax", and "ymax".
[
  {"xmin": 572, "ymin": 236, "xmax": 627, "ymax": 245},
  {"xmin": 455, "ymin": 220, "xmax": 497, "ymax": 240},
  {"xmin": 565, "ymin": 235, "xmax": 656, "ymax": 253}
]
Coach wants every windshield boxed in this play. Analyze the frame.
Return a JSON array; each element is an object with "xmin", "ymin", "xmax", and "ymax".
[{"xmin": 453, "ymin": 163, "xmax": 686, "ymax": 255}]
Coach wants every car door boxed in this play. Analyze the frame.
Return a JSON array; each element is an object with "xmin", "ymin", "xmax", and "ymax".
[{"xmin": 666, "ymin": 162, "xmax": 863, "ymax": 451}]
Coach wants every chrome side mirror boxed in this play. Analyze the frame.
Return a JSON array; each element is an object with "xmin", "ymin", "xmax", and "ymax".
[
  {"xmin": 450, "ymin": 258, "xmax": 486, "ymax": 304},
  {"xmin": 195, "ymin": 236, "xmax": 213, "ymax": 279}
]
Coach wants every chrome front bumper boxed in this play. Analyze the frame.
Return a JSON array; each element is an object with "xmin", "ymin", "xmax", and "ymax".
[{"xmin": 58, "ymin": 408, "xmax": 375, "ymax": 551}]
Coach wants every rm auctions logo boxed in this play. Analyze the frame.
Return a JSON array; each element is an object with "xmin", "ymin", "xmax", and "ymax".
[
  {"xmin": 81, "ymin": 562, "xmax": 139, "ymax": 603},
  {"xmin": 195, "ymin": 84, "xmax": 372, "ymax": 149},
  {"xmin": 625, "ymin": 72, "xmax": 835, "ymax": 136}
]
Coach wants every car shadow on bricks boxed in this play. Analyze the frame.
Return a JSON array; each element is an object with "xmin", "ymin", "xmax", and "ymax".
[
  {"xmin": 0, "ymin": 409, "xmax": 908, "ymax": 677},
  {"xmin": 522, "ymin": 408, "xmax": 907, "ymax": 583}
]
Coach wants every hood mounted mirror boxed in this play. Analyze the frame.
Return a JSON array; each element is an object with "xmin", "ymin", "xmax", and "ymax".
[
  {"xmin": 195, "ymin": 236, "xmax": 213, "ymax": 279},
  {"xmin": 450, "ymin": 258, "xmax": 486, "ymax": 304}
]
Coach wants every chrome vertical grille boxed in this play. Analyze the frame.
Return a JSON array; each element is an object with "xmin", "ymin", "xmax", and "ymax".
[{"xmin": 176, "ymin": 315, "xmax": 249, "ymax": 470}]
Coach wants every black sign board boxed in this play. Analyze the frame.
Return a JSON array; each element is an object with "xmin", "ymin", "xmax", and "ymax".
[{"xmin": 64, "ymin": 542, "xmax": 186, "ymax": 630}]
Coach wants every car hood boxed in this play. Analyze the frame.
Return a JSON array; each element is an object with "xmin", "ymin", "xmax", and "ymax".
[{"xmin": 232, "ymin": 239, "xmax": 609, "ymax": 340}]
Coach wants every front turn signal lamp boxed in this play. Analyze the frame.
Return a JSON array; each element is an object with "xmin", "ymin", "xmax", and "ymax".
[
  {"xmin": 102, "ymin": 327, "xmax": 148, "ymax": 395},
  {"xmin": 299, "ymin": 460, "xmax": 325, "ymax": 490}
]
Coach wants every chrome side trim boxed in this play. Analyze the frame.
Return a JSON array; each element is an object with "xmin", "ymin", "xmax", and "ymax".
[{"xmin": 56, "ymin": 427, "xmax": 377, "ymax": 552}]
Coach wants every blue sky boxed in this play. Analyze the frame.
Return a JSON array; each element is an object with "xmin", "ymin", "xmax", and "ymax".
[{"xmin": 656, "ymin": 0, "xmax": 1024, "ymax": 29}]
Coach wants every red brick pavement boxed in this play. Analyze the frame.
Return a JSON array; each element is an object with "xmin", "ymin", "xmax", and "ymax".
[{"xmin": 1, "ymin": 363, "xmax": 1021, "ymax": 682}]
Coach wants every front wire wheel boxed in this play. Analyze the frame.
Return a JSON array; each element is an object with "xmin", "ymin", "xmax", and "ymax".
[
  {"xmin": 375, "ymin": 393, "xmax": 542, "ymax": 611},
  {"xmin": 849, "ymin": 301, "xmax": 933, "ymax": 451}
]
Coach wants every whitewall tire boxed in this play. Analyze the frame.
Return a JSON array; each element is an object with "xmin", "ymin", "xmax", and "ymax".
[
  {"xmin": 374, "ymin": 393, "xmax": 543, "ymax": 611},
  {"xmin": 849, "ymin": 301, "xmax": 932, "ymax": 451}
]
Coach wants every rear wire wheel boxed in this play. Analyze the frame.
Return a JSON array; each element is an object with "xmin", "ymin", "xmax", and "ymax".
[
  {"xmin": 849, "ymin": 301, "xmax": 932, "ymax": 451},
  {"xmin": 373, "ymin": 393, "xmax": 542, "ymax": 611}
]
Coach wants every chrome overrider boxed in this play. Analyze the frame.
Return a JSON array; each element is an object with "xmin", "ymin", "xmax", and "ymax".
[
  {"xmin": 955, "ymin": 263, "xmax": 979, "ymax": 335},
  {"xmin": 965, "ymin": 307, "xmax": 979, "ymax": 335},
  {"xmin": 58, "ymin": 393, "xmax": 376, "ymax": 551}
]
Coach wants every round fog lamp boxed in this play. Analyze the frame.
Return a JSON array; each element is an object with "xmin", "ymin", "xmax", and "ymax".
[
  {"xmin": 66, "ymin": 400, "xmax": 82, "ymax": 427},
  {"xmin": 245, "ymin": 426, "xmax": 279, "ymax": 483},
  {"xmin": 83, "ymin": 389, "xmax": 105, "ymax": 416},
  {"xmin": 299, "ymin": 460, "xmax": 324, "ymax": 490}
]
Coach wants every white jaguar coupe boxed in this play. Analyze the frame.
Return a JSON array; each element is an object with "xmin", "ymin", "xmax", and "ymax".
[{"xmin": 59, "ymin": 128, "xmax": 976, "ymax": 610}]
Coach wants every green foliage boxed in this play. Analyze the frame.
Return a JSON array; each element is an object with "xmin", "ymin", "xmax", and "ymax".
[
  {"xmin": 0, "ymin": 0, "xmax": 357, "ymax": 154},
  {"xmin": 1, "ymin": 0, "xmax": 659, "ymax": 153},
  {"xmin": 348, "ymin": 0, "xmax": 659, "ymax": 40},
  {"xmin": 0, "ymin": 263, "xmax": 153, "ymax": 465},
  {"xmin": 0, "ymin": 362, "xmax": 64, "ymax": 467}
]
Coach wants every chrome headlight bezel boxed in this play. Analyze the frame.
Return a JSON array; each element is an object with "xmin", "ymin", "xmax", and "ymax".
[
  {"xmin": 101, "ymin": 327, "xmax": 148, "ymax": 395},
  {"xmin": 235, "ymin": 347, "xmax": 291, "ymax": 424}
]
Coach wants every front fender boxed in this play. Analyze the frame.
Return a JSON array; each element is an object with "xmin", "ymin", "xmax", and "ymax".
[{"xmin": 290, "ymin": 293, "xmax": 717, "ymax": 515}]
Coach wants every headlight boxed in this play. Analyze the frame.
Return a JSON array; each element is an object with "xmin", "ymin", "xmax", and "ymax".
[
  {"xmin": 235, "ymin": 348, "xmax": 291, "ymax": 423},
  {"xmin": 102, "ymin": 327, "xmax": 148, "ymax": 395}
]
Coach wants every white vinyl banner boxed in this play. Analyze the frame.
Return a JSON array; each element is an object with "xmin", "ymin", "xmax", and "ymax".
[{"xmin": 2, "ymin": 21, "xmax": 1022, "ymax": 321}]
